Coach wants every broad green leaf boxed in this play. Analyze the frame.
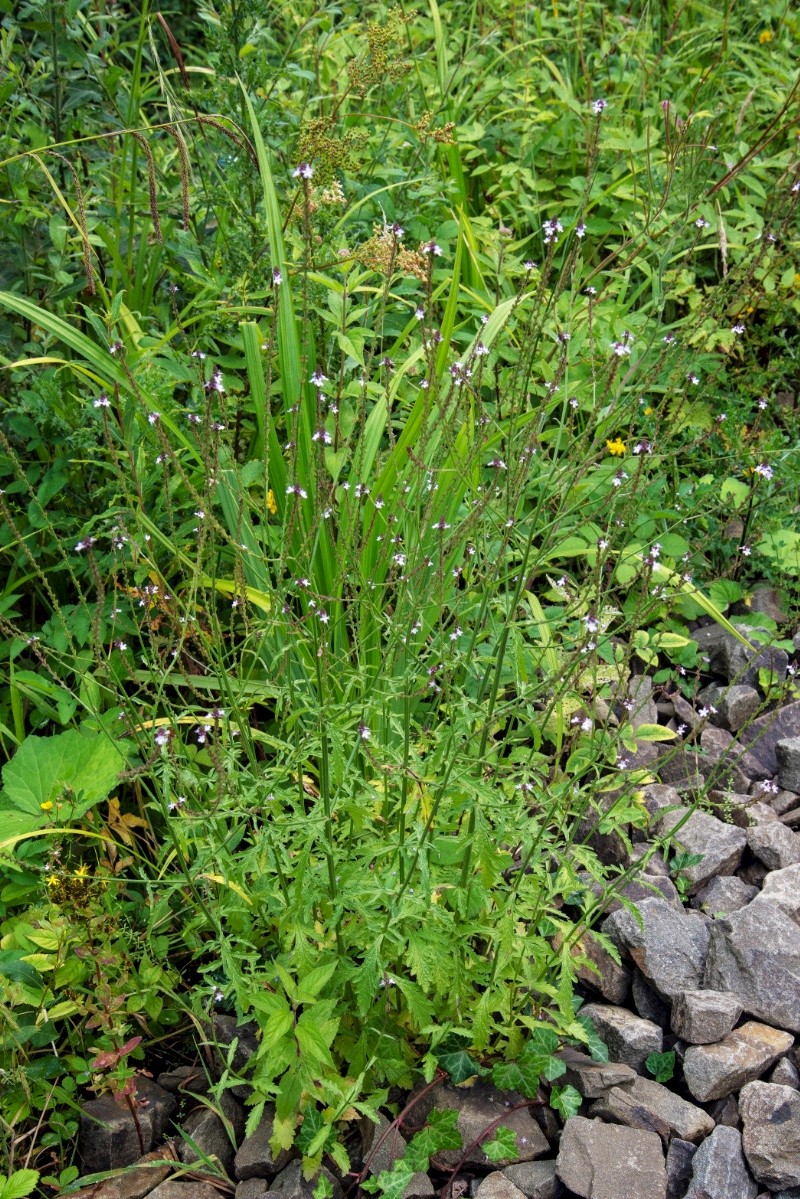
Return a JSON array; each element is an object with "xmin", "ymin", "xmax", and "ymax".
[
  {"xmin": 633, "ymin": 724, "xmax": 677, "ymax": 742},
  {"xmin": 1, "ymin": 730, "xmax": 126, "ymax": 818},
  {"xmin": 550, "ymin": 1084, "xmax": 582, "ymax": 1120},
  {"xmin": 0, "ymin": 1169, "xmax": 41, "ymax": 1199},
  {"xmin": 491, "ymin": 1059, "xmax": 542, "ymax": 1098},
  {"xmin": 482, "ymin": 1126, "xmax": 518, "ymax": 1162}
]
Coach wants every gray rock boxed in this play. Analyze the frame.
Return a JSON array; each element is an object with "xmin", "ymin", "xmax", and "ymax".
[
  {"xmin": 706, "ymin": 685, "xmax": 762, "ymax": 733},
  {"xmin": 707, "ymin": 790, "xmax": 777, "ymax": 828},
  {"xmin": 156, "ymin": 1065, "xmax": 210, "ymax": 1095},
  {"xmin": 502, "ymin": 1161, "xmax": 562, "ymax": 1199},
  {"xmin": 708, "ymin": 1095, "xmax": 740, "ymax": 1128},
  {"xmin": 740, "ymin": 1081, "xmax": 800, "ymax": 1189},
  {"xmin": 692, "ymin": 875, "xmax": 757, "ymax": 916},
  {"xmin": 701, "ymin": 728, "xmax": 770, "ymax": 782},
  {"xmin": 653, "ymin": 807, "xmax": 747, "ymax": 892},
  {"xmin": 578, "ymin": 1004, "xmax": 663, "ymax": 1073},
  {"xmin": 699, "ymin": 622, "xmax": 788, "ymax": 688},
  {"xmin": 739, "ymin": 702, "xmax": 800, "ymax": 774},
  {"xmin": 738, "ymin": 861, "xmax": 769, "ymax": 888},
  {"xmin": 631, "ymin": 972, "xmax": 670, "ymax": 1028},
  {"xmin": 80, "ymin": 1077, "xmax": 177, "ymax": 1173},
  {"xmin": 210, "ymin": 1014, "xmax": 259, "ymax": 1099},
  {"xmin": 556, "ymin": 1117, "xmax": 666, "ymax": 1199},
  {"xmin": 627, "ymin": 676, "xmax": 659, "ymax": 729},
  {"xmin": 558, "ymin": 1048, "xmax": 637, "ymax": 1098},
  {"xmin": 68, "ymin": 1149, "xmax": 175, "ymax": 1199},
  {"xmin": 770, "ymin": 1057, "xmax": 800, "ymax": 1088},
  {"xmin": 179, "ymin": 1091, "xmax": 245, "ymax": 1175},
  {"xmin": 641, "ymin": 784, "xmax": 684, "ymax": 818},
  {"xmin": 588, "ymin": 1075, "xmax": 715, "ymax": 1143},
  {"xmin": 666, "ymin": 1139, "xmax": 697, "ymax": 1199},
  {"xmin": 580, "ymin": 871, "xmax": 682, "ymax": 917},
  {"xmin": 359, "ymin": 1113, "xmax": 432, "ymax": 1198},
  {"xmin": 747, "ymin": 584, "xmax": 789, "ymax": 625},
  {"xmin": 572, "ymin": 930, "xmax": 631, "ymax": 1003},
  {"xmin": 237, "ymin": 1183, "xmax": 270, "ymax": 1199},
  {"xmin": 627, "ymin": 843, "xmax": 670, "ymax": 875},
  {"xmin": 671, "ymin": 989, "xmax": 742, "ymax": 1045},
  {"xmin": 772, "ymin": 1191, "xmax": 800, "ymax": 1199},
  {"xmin": 149, "ymin": 1186, "xmax": 221, "ymax": 1199},
  {"xmin": 748, "ymin": 821, "xmax": 800, "ymax": 869},
  {"xmin": 409, "ymin": 1081, "xmax": 548, "ymax": 1168},
  {"xmin": 683, "ymin": 1021, "xmax": 794, "ymax": 1102},
  {"xmin": 759, "ymin": 863, "xmax": 800, "ymax": 918},
  {"xmin": 703, "ymin": 898, "xmax": 800, "ymax": 1031},
  {"xmin": 234, "ymin": 1106, "xmax": 291, "ymax": 1180},
  {"xmin": 657, "ymin": 747, "xmax": 750, "ymax": 794},
  {"xmin": 267, "ymin": 1163, "xmax": 341, "ymax": 1199},
  {"xmin": 475, "ymin": 1174, "xmax": 527, "ymax": 1199},
  {"xmin": 769, "ymin": 788, "xmax": 800, "ymax": 816},
  {"xmin": 684, "ymin": 1125, "xmax": 757, "ymax": 1199},
  {"xmin": 778, "ymin": 738, "xmax": 800, "ymax": 794},
  {"xmin": 603, "ymin": 898, "xmax": 710, "ymax": 1000}
]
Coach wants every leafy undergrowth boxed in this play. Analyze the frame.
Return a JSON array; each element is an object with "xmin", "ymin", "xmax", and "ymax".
[{"xmin": 0, "ymin": 0, "xmax": 799, "ymax": 1191}]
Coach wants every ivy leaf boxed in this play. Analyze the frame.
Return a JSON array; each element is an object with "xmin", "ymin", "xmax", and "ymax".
[
  {"xmin": 574, "ymin": 1014, "xmax": 609, "ymax": 1063},
  {"xmin": 362, "ymin": 1164, "xmax": 414, "ymax": 1199},
  {"xmin": 434, "ymin": 1036, "xmax": 483, "ymax": 1084},
  {"xmin": 646, "ymin": 1051, "xmax": 676, "ymax": 1083},
  {"xmin": 295, "ymin": 1103, "xmax": 328, "ymax": 1155},
  {"xmin": 405, "ymin": 1109, "xmax": 462, "ymax": 1172},
  {"xmin": 550, "ymin": 1084, "xmax": 582, "ymax": 1120},
  {"xmin": 482, "ymin": 1126, "xmax": 518, "ymax": 1162}
]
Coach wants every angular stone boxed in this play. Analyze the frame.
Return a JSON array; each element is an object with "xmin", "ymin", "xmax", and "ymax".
[
  {"xmin": 739, "ymin": 702, "xmax": 800, "ymax": 774},
  {"xmin": 571, "ymin": 930, "xmax": 631, "ymax": 1004},
  {"xmin": 627, "ymin": 676, "xmax": 658, "ymax": 729},
  {"xmin": 747, "ymin": 584, "xmax": 789, "ymax": 624},
  {"xmin": 666, "ymin": 1139, "xmax": 697, "ymax": 1199},
  {"xmin": 760, "ymin": 863, "xmax": 800, "ymax": 919},
  {"xmin": 410, "ymin": 1082, "xmax": 548, "ymax": 1168},
  {"xmin": 267, "ymin": 1162, "xmax": 341, "ymax": 1199},
  {"xmin": 237, "ymin": 1182, "xmax": 270, "ymax": 1199},
  {"xmin": 777, "ymin": 738, "xmax": 800, "ymax": 794},
  {"xmin": 701, "ymin": 728, "xmax": 770, "ymax": 782},
  {"xmin": 475, "ymin": 1174, "xmax": 527, "ymax": 1199},
  {"xmin": 683, "ymin": 1022, "xmax": 794, "ymax": 1102},
  {"xmin": 149, "ymin": 1185, "xmax": 222, "ymax": 1199},
  {"xmin": 692, "ymin": 875, "xmax": 757, "ymax": 916},
  {"xmin": 707, "ymin": 685, "xmax": 762, "ymax": 733},
  {"xmin": 671, "ymin": 990, "xmax": 742, "ymax": 1045},
  {"xmin": 558, "ymin": 1047, "xmax": 637, "ymax": 1099},
  {"xmin": 703, "ymin": 898, "xmax": 800, "ymax": 1031},
  {"xmin": 556, "ymin": 1117, "xmax": 666, "ymax": 1199},
  {"xmin": 708, "ymin": 1096, "xmax": 740, "ymax": 1128},
  {"xmin": 68, "ymin": 1149, "xmax": 176, "ymax": 1199},
  {"xmin": 235, "ymin": 1106, "xmax": 291, "ymax": 1180},
  {"xmin": 641, "ymin": 784, "xmax": 683, "ymax": 818},
  {"xmin": 740, "ymin": 1081, "xmax": 800, "ymax": 1189},
  {"xmin": 578, "ymin": 1004, "xmax": 663, "ymax": 1073},
  {"xmin": 770, "ymin": 1057, "xmax": 800, "ymax": 1088},
  {"xmin": 707, "ymin": 791, "xmax": 777, "ymax": 828},
  {"xmin": 653, "ymin": 807, "xmax": 747, "ymax": 892},
  {"xmin": 699, "ymin": 622, "xmax": 788, "ymax": 688},
  {"xmin": 588, "ymin": 1075, "xmax": 714, "ymax": 1143},
  {"xmin": 684, "ymin": 1125, "xmax": 757, "ymax": 1199},
  {"xmin": 179, "ymin": 1091, "xmax": 244, "ymax": 1175},
  {"xmin": 502, "ymin": 1161, "xmax": 561, "ymax": 1199},
  {"xmin": 631, "ymin": 971, "xmax": 670, "ymax": 1027},
  {"xmin": 657, "ymin": 748, "xmax": 749, "ymax": 793},
  {"xmin": 80, "ymin": 1078, "xmax": 177, "ymax": 1173},
  {"xmin": 748, "ymin": 821, "xmax": 800, "ymax": 869},
  {"xmin": 157, "ymin": 1065, "xmax": 210, "ymax": 1096},
  {"xmin": 603, "ymin": 898, "xmax": 710, "ymax": 1000},
  {"xmin": 210, "ymin": 1014, "xmax": 259, "ymax": 1099},
  {"xmin": 769, "ymin": 788, "xmax": 800, "ymax": 816}
]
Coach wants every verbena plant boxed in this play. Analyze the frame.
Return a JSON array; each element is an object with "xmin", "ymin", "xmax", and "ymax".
[{"xmin": 1, "ymin": 0, "xmax": 799, "ymax": 1185}]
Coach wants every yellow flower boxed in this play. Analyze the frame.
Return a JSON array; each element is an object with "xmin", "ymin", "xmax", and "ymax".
[
  {"xmin": 606, "ymin": 438, "xmax": 626, "ymax": 456},
  {"xmin": 40, "ymin": 801, "xmax": 54, "ymax": 811},
  {"xmin": 46, "ymin": 874, "xmax": 60, "ymax": 887},
  {"xmin": 266, "ymin": 489, "xmax": 277, "ymax": 515},
  {"xmin": 759, "ymin": 29, "xmax": 772, "ymax": 43},
  {"xmin": 73, "ymin": 864, "xmax": 90, "ymax": 879},
  {"xmin": 644, "ymin": 407, "xmax": 653, "ymax": 416}
]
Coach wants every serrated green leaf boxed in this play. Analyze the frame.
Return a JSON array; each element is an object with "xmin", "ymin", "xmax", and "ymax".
[
  {"xmin": 1, "ymin": 1170, "xmax": 41, "ymax": 1199},
  {"xmin": 491, "ymin": 1059, "xmax": 541, "ymax": 1098},
  {"xmin": 573, "ymin": 1014, "xmax": 609, "ymax": 1063},
  {"xmin": 1, "ymin": 730, "xmax": 126, "ymax": 820}
]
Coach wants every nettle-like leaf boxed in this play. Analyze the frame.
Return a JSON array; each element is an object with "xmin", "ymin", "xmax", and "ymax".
[
  {"xmin": 482, "ymin": 1125, "xmax": 518, "ymax": 1162},
  {"xmin": 404, "ymin": 1108, "xmax": 462, "ymax": 1172}
]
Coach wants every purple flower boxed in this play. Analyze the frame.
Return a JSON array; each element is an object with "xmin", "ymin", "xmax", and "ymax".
[{"xmin": 293, "ymin": 162, "xmax": 314, "ymax": 179}]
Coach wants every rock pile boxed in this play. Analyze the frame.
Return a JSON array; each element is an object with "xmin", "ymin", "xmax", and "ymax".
[{"xmin": 74, "ymin": 633, "xmax": 800, "ymax": 1199}]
